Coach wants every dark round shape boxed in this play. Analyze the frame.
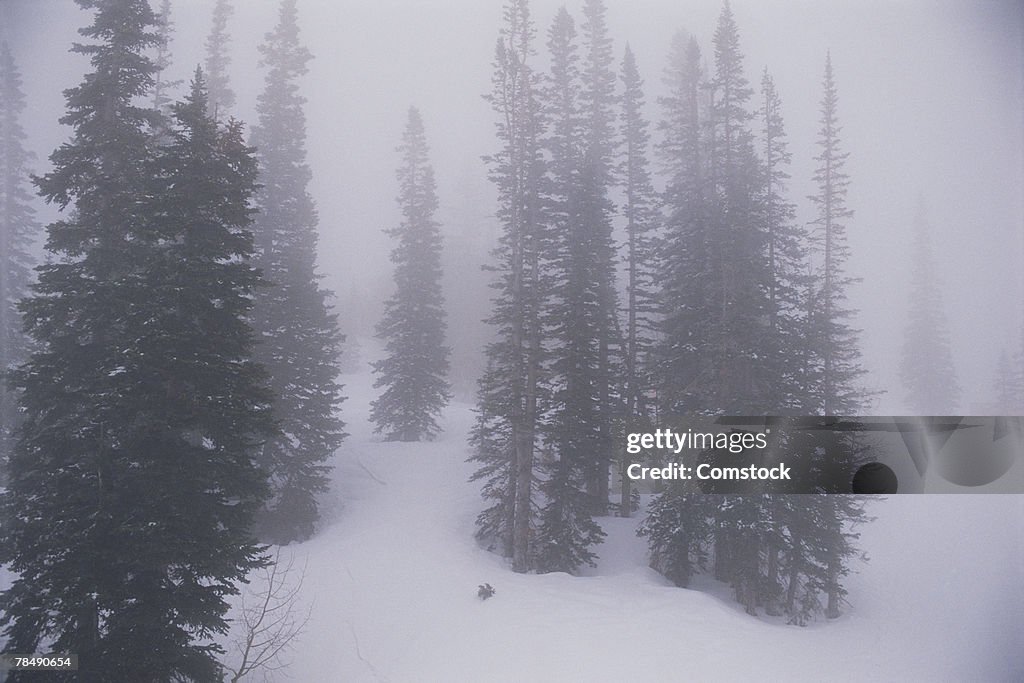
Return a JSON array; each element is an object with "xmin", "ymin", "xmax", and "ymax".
[{"xmin": 851, "ymin": 462, "xmax": 898, "ymax": 494}]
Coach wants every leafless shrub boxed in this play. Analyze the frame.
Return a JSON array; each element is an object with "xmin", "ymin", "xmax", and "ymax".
[{"xmin": 227, "ymin": 549, "xmax": 312, "ymax": 682}]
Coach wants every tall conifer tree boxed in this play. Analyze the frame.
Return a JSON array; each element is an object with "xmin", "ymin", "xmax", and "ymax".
[
  {"xmin": 151, "ymin": 0, "xmax": 181, "ymax": 115},
  {"xmin": 534, "ymin": 7, "xmax": 606, "ymax": 573},
  {"xmin": 250, "ymin": 0, "xmax": 345, "ymax": 544},
  {"xmin": 899, "ymin": 202, "xmax": 960, "ymax": 414},
  {"xmin": 759, "ymin": 68, "xmax": 808, "ymax": 411},
  {"xmin": 807, "ymin": 52, "xmax": 865, "ymax": 415},
  {"xmin": 576, "ymin": 0, "xmax": 620, "ymax": 510},
  {"xmin": 798, "ymin": 53, "xmax": 872, "ymax": 621},
  {"xmin": 371, "ymin": 107, "xmax": 451, "ymax": 441},
  {"xmin": 642, "ymin": 13, "xmax": 870, "ymax": 623},
  {"xmin": 2, "ymin": 9, "xmax": 165, "ymax": 673},
  {"xmin": 642, "ymin": 30, "xmax": 711, "ymax": 591},
  {"xmin": 0, "ymin": 43, "xmax": 36, "ymax": 481},
  {"xmin": 617, "ymin": 44, "xmax": 660, "ymax": 516},
  {"xmin": 204, "ymin": 0, "xmax": 236, "ymax": 118},
  {"xmin": 703, "ymin": 1, "xmax": 774, "ymax": 413},
  {"xmin": 470, "ymin": 0, "xmax": 548, "ymax": 573},
  {"xmin": 658, "ymin": 5, "xmax": 773, "ymax": 611},
  {"xmin": 0, "ymin": 4, "xmax": 271, "ymax": 670},
  {"xmin": 655, "ymin": 32, "xmax": 708, "ymax": 416}
]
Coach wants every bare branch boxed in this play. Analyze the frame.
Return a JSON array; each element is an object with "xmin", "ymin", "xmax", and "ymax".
[{"xmin": 226, "ymin": 548, "xmax": 312, "ymax": 682}]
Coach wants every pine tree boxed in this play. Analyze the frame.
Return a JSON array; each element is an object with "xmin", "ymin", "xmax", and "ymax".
[
  {"xmin": 771, "ymin": 58, "xmax": 875, "ymax": 622},
  {"xmin": 713, "ymin": 494, "xmax": 767, "ymax": 615},
  {"xmin": 642, "ymin": 11, "xmax": 871, "ymax": 623},
  {"xmin": 652, "ymin": 5, "xmax": 776, "ymax": 415},
  {"xmin": 534, "ymin": 7, "xmax": 606, "ymax": 573},
  {"xmin": 637, "ymin": 486, "xmax": 713, "ymax": 588},
  {"xmin": 0, "ymin": 43, "xmax": 37, "ymax": 483},
  {"xmin": 205, "ymin": 0, "xmax": 236, "ymax": 118},
  {"xmin": 0, "ymin": 5, "xmax": 271, "ymax": 672},
  {"xmin": 770, "ymin": 54, "xmax": 873, "ymax": 622},
  {"xmin": 469, "ymin": 355, "xmax": 518, "ymax": 559},
  {"xmin": 899, "ymin": 201, "xmax": 960, "ymax": 414},
  {"xmin": 656, "ymin": 4, "xmax": 777, "ymax": 611},
  {"xmin": 151, "ymin": 0, "xmax": 182, "ymax": 115},
  {"xmin": 644, "ymin": 26, "xmax": 718, "ymax": 599},
  {"xmin": 250, "ymin": 0, "xmax": 345, "ymax": 545},
  {"xmin": 617, "ymin": 44, "xmax": 660, "ymax": 516},
  {"xmin": 759, "ymin": 68, "xmax": 808, "ymax": 412},
  {"xmin": 656, "ymin": 31, "xmax": 709, "ymax": 416},
  {"xmin": 469, "ymin": 0, "xmax": 548, "ymax": 573},
  {"xmin": 370, "ymin": 107, "xmax": 451, "ymax": 441},
  {"xmin": 786, "ymin": 493, "xmax": 870, "ymax": 622},
  {"xmin": 806, "ymin": 52, "xmax": 866, "ymax": 415},
  {"xmin": 703, "ymin": 1, "xmax": 774, "ymax": 413},
  {"xmin": 575, "ymin": 0, "xmax": 621, "ymax": 514}
]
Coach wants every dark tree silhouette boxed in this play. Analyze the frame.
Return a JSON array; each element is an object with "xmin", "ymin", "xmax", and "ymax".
[{"xmin": 371, "ymin": 107, "xmax": 451, "ymax": 442}]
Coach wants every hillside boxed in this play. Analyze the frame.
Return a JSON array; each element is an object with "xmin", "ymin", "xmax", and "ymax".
[{"xmin": 224, "ymin": 364, "xmax": 1023, "ymax": 682}]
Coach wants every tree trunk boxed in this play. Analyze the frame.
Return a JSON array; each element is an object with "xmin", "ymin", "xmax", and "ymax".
[
  {"xmin": 825, "ymin": 555, "xmax": 841, "ymax": 618},
  {"xmin": 714, "ymin": 532, "xmax": 730, "ymax": 581},
  {"xmin": 765, "ymin": 543, "xmax": 782, "ymax": 616},
  {"xmin": 512, "ymin": 239, "xmax": 540, "ymax": 573},
  {"xmin": 785, "ymin": 536, "xmax": 800, "ymax": 614},
  {"xmin": 619, "ymin": 454, "xmax": 632, "ymax": 518}
]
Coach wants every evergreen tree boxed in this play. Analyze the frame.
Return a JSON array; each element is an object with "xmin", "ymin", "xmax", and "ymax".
[
  {"xmin": 656, "ymin": 4, "xmax": 778, "ymax": 611},
  {"xmin": 469, "ymin": 355, "xmax": 518, "ymax": 559},
  {"xmin": 703, "ymin": 1, "xmax": 775, "ymax": 413},
  {"xmin": 652, "ymin": 5, "xmax": 777, "ymax": 415},
  {"xmin": 2, "ymin": 8, "xmax": 168, "ymax": 670},
  {"xmin": 0, "ymin": 43, "xmax": 37, "ymax": 482},
  {"xmin": 576, "ymin": 0, "xmax": 621, "ymax": 511},
  {"xmin": 759, "ymin": 68, "xmax": 808, "ymax": 412},
  {"xmin": 644, "ymin": 26, "xmax": 717, "ymax": 599},
  {"xmin": 899, "ymin": 201, "xmax": 960, "ymax": 414},
  {"xmin": 151, "ymin": 0, "xmax": 182, "ymax": 115},
  {"xmin": 0, "ymin": 6, "xmax": 271, "ymax": 672},
  {"xmin": 250, "ymin": 0, "xmax": 345, "ymax": 545},
  {"xmin": 784, "ymin": 58, "xmax": 874, "ymax": 621},
  {"xmin": 806, "ymin": 52, "xmax": 866, "ymax": 415},
  {"xmin": 655, "ymin": 31, "xmax": 710, "ymax": 416},
  {"xmin": 712, "ymin": 493, "xmax": 767, "ymax": 615},
  {"xmin": 777, "ymin": 54, "xmax": 872, "ymax": 622},
  {"xmin": 617, "ymin": 44, "xmax": 660, "ymax": 516},
  {"xmin": 204, "ymin": 0, "xmax": 236, "ymax": 118},
  {"xmin": 469, "ymin": 0, "xmax": 548, "ymax": 573},
  {"xmin": 370, "ymin": 107, "xmax": 451, "ymax": 441},
  {"xmin": 534, "ymin": 7, "xmax": 606, "ymax": 573},
  {"xmin": 642, "ymin": 12, "xmax": 871, "ymax": 623},
  {"xmin": 637, "ymin": 486, "xmax": 713, "ymax": 588}
]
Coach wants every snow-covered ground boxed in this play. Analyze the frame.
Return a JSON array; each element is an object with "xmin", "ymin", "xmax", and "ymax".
[
  {"xmin": 2, "ymin": 358, "xmax": 1022, "ymax": 681},
  {"xmin": 238, "ymin": 364, "xmax": 1023, "ymax": 682}
]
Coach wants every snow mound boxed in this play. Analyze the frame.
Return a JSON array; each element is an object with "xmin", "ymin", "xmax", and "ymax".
[
  {"xmin": 2, "ymin": 363, "xmax": 1019, "ymax": 680},
  {"xmin": 266, "ymin": 368, "xmax": 1024, "ymax": 682}
]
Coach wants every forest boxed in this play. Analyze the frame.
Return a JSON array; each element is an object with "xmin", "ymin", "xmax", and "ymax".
[{"xmin": 0, "ymin": 0, "xmax": 1021, "ymax": 681}]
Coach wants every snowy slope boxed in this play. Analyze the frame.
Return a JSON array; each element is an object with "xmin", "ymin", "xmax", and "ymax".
[
  {"xmin": 235, "ymin": 364, "xmax": 1023, "ymax": 683},
  {"xmin": 1, "ymin": 360, "xmax": 1020, "ymax": 681}
]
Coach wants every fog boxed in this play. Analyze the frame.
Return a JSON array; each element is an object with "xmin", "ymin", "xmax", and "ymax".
[{"xmin": 2, "ymin": 0, "xmax": 1022, "ymax": 408}]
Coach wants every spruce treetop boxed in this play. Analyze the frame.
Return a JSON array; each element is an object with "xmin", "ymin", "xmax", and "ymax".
[
  {"xmin": 205, "ymin": 0, "xmax": 237, "ymax": 116},
  {"xmin": 371, "ymin": 105, "xmax": 450, "ymax": 442},
  {"xmin": 254, "ymin": 0, "xmax": 313, "ymax": 168},
  {"xmin": 712, "ymin": 1, "xmax": 754, "ymax": 126},
  {"xmin": 38, "ymin": 0, "xmax": 161, "ymax": 214}
]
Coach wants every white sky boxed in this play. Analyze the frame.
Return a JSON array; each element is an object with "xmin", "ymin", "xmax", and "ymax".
[{"xmin": 2, "ymin": 0, "xmax": 1022, "ymax": 411}]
